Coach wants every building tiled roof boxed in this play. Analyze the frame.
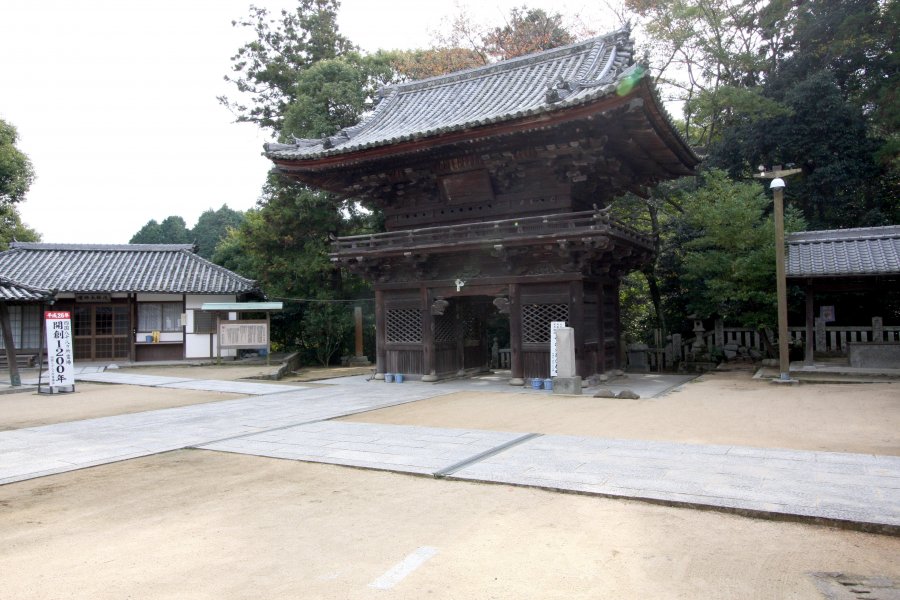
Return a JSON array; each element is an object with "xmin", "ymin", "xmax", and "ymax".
[
  {"xmin": 0, "ymin": 277, "xmax": 52, "ymax": 302},
  {"xmin": 786, "ymin": 226, "xmax": 900, "ymax": 278},
  {"xmin": 265, "ymin": 27, "xmax": 656, "ymax": 161},
  {"xmin": 0, "ymin": 243, "xmax": 258, "ymax": 294}
]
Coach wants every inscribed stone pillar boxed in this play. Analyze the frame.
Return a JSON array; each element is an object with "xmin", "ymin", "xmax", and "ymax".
[
  {"xmin": 815, "ymin": 317, "xmax": 826, "ymax": 354},
  {"xmin": 873, "ymin": 316, "xmax": 884, "ymax": 342},
  {"xmin": 555, "ymin": 327, "xmax": 576, "ymax": 377},
  {"xmin": 553, "ymin": 327, "xmax": 581, "ymax": 394}
]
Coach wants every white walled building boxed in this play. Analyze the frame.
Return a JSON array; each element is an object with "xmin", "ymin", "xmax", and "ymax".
[{"xmin": 0, "ymin": 243, "xmax": 261, "ymax": 362}]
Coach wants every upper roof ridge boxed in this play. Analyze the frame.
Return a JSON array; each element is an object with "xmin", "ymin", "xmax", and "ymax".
[
  {"xmin": 266, "ymin": 25, "xmax": 637, "ymax": 159},
  {"xmin": 8, "ymin": 242, "xmax": 197, "ymax": 252},
  {"xmin": 787, "ymin": 225, "xmax": 900, "ymax": 243}
]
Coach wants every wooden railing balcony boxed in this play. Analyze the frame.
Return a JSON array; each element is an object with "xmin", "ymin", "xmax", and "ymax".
[{"xmin": 331, "ymin": 209, "xmax": 652, "ymax": 258}]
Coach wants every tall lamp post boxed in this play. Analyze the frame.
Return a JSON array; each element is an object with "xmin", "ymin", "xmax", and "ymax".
[{"xmin": 755, "ymin": 166, "xmax": 802, "ymax": 382}]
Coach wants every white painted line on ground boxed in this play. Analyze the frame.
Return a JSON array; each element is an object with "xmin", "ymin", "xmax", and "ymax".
[{"xmin": 368, "ymin": 546, "xmax": 439, "ymax": 590}]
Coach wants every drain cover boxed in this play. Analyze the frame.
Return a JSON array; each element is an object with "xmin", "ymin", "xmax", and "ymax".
[{"xmin": 811, "ymin": 572, "xmax": 900, "ymax": 599}]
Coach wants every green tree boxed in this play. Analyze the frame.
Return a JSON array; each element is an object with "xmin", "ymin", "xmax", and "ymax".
[
  {"xmin": 192, "ymin": 205, "xmax": 244, "ymax": 259},
  {"xmin": 129, "ymin": 219, "xmax": 162, "ymax": 244},
  {"xmin": 219, "ymin": 0, "xmax": 355, "ymax": 133},
  {"xmin": 299, "ymin": 303, "xmax": 353, "ymax": 365},
  {"xmin": 280, "ymin": 53, "xmax": 394, "ymax": 140},
  {"xmin": 130, "ymin": 216, "xmax": 191, "ymax": 245},
  {"xmin": 0, "ymin": 118, "xmax": 40, "ymax": 250},
  {"xmin": 677, "ymin": 170, "xmax": 806, "ymax": 328},
  {"xmin": 708, "ymin": 71, "xmax": 893, "ymax": 228},
  {"xmin": 0, "ymin": 204, "xmax": 40, "ymax": 251},
  {"xmin": 0, "ymin": 119, "xmax": 34, "ymax": 207}
]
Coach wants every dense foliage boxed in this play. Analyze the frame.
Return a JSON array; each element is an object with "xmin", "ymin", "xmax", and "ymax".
[
  {"xmin": 128, "ymin": 206, "xmax": 244, "ymax": 259},
  {"xmin": 616, "ymin": 0, "xmax": 898, "ymax": 343},
  {"xmin": 0, "ymin": 119, "xmax": 39, "ymax": 250}
]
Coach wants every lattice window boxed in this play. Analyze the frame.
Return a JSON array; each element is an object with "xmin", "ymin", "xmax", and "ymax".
[
  {"xmin": 386, "ymin": 308, "xmax": 421, "ymax": 343},
  {"xmin": 522, "ymin": 303, "xmax": 568, "ymax": 343},
  {"xmin": 434, "ymin": 312, "xmax": 455, "ymax": 343},
  {"xmin": 462, "ymin": 306, "xmax": 482, "ymax": 342}
]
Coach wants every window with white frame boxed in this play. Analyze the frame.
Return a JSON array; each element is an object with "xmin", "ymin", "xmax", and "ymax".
[{"xmin": 137, "ymin": 302, "xmax": 182, "ymax": 332}]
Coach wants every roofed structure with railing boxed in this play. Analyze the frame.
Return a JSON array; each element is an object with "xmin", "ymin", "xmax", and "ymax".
[{"xmin": 265, "ymin": 27, "xmax": 698, "ymax": 383}]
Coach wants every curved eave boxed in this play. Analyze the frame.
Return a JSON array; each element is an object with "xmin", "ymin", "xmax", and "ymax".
[{"xmin": 270, "ymin": 80, "xmax": 698, "ymax": 186}]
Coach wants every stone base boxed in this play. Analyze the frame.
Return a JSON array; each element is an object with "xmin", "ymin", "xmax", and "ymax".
[
  {"xmin": 348, "ymin": 355, "xmax": 371, "ymax": 366},
  {"xmin": 373, "ymin": 373, "xmax": 385, "ymax": 380},
  {"xmin": 509, "ymin": 378, "xmax": 525, "ymax": 386},
  {"xmin": 422, "ymin": 374, "xmax": 439, "ymax": 382},
  {"xmin": 552, "ymin": 376, "xmax": 582, "ymax": 395},
  {"xmin": 770, "ymin": 377, "xmax": 800, "ymax": 385}
]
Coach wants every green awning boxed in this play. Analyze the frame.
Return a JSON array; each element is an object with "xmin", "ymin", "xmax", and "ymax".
[{"xmin": 200, "ymin": 302, "xmax": 283, "ymax": 312}]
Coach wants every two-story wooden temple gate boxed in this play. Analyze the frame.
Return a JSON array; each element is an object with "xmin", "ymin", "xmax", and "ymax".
[{"xmin": 265, "ymin": 28, "xmax": 698, "ymax": 383}]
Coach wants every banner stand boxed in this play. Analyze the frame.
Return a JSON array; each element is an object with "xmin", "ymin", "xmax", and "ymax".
[{"xmin": 38, "ymin": 310, "xmax": 76, "ymax": 394}]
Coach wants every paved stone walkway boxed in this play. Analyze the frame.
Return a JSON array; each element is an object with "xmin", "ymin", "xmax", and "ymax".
[
  {"xmin": 0, "ymin": 384, "xmax": 453, "ymax": 485},
  {"xmin": 76, "ymin": 371, "xmax": 301, "ymax": 395},
  {"xmin": 203, "ymin": 421, "xmax": 534, "ymax": 475},
  {"xmin": 1, "ymin": 371, "xmax": 898, "ymax": 533},
  {"xmin": 202, "ymin": 421, "xmax": 900, "ymax": 533}
]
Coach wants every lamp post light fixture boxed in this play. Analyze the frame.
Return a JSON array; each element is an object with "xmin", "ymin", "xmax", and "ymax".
[{"xmin": 755, "ymin": 166, "xmax": 802, "ymax": 383}]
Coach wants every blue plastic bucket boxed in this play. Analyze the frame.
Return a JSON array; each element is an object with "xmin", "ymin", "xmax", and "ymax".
[
  {"xmin": 395, "ymin": 373, "xmax": 404, "ymax": 383},
  {"xmin": 543, "ymin": 378, "xmax": 553, "ymax": 390},
  {"xmin": 385, "ymin": 373, "xmax": 394, "ymax": 383},
  {"xmin": 531, "ymin": 378, "xmax": 543, "ymax": 389}
]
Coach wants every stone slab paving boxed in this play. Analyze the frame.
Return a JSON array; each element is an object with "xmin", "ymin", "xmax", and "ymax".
[
  {"xmin": 0, "ymin": 385, "xmax": 453, "ymax": 486},
  {"xmin": 76, "ymin": 372, "xmax": 198, "ymax": 387},
  {"xmin": 158, "ymin": 379, "xmax": 304, "ymax": 395},
  {"xmin": 76, "ymin": 372, "xmax": 297, "ymax": 395},
  {"xmin": 448, "ymin": 434, "xmax": 900, "ymax": 533},
  {"xmin": 201, "ymin": 421, "xmax": 530, "ymax": 475}
]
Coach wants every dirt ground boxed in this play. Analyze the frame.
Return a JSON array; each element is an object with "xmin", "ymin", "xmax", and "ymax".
[
  {"xmin": 1, "ymin": 449, "xmax": 897, "ymax": 600},
  {"xmin": 0, "ymin": 383, "xmax": 241, "ymax": 430},
  {"xmin": 343, "ymin": 371, "xmax": 900, "ymax": 455},
  {"xmin": 1, "ymin": 369, "xmax": 898, "ymax": 598}
]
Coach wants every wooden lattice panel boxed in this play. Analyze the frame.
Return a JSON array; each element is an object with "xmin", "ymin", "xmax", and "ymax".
[
  {"xmin": 462, "ymin": 305, "xmax": 483, "ymax": 342},
  {"xmin": 434, "ymin": 312, "xmax": 455, "ymax": 343},
  {"xmin": 523, "ymin": 303, "xmax": 568, "ymax": 343},
  {"xmin": 386, "ymin": 308, "xmax": 422, "ymax": 343}
]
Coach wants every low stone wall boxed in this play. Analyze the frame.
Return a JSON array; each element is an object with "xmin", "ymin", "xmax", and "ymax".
[{"xmin": 848, "ymin": 342, "xmax": 900, "ymax": 369}]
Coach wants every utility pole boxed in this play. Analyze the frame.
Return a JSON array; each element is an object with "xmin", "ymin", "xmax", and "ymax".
[{"xmin": 755, "ymin": 166, "xmax": 802, "ymax": 383}]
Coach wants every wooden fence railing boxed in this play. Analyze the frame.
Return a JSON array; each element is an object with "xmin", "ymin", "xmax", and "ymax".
[{"xmin": 644, "ymin": 317, "xmax": 898, "ymax": 371}]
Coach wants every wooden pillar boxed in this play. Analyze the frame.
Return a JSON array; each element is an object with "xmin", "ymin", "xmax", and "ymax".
[
  {"xmin": 597, "ymin": 282, "xmax": 607, "ymax": 372},
  {"xmin": 612, "ymin": 279, "xmax": 623, "ymax": 369},
  {"xmin": 804, "ymin": 285, "xmax": 815, "ymax": 365},
  {"xmin": 354, "ymin": 306, "xmax": 364, "ymax": 358},
  {"xmin": 0, "ymin": 303, "xmax": 21, "ymax": 387},
  {"xmin": 421, "ymin": 287, "xmax": 437, "ymax": 381},
  {"xmin": 454, "ymin": 299, "xmax": 465, "ymax": 375},
  {"xmin": 374, "ymin": 289, "xmax": 386, "ymax": 379},
  {"xmin": 508, "ymin": 283, "xmax": 524, "ymax": 385},
  {"xmin": 569, "ymin": 280, "xmax": 585, "ymax": 376}
]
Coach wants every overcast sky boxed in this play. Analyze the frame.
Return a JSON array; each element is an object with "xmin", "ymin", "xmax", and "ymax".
[{"xmin": 1, "ymin": 0, "xmax": 619, "ymax": 244}]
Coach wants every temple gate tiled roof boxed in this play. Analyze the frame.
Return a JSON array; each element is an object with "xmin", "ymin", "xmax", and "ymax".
[
  {"xmin": 265, "ymin": 27, "xmax": 677, "ymax": 161},
  {"xmin": 786, "ymin": 226, "xmax": 900, "ymax": 278},
  {"xmin": 0, "ymin": 243, "xmax": 258, "ymax": 294}
]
